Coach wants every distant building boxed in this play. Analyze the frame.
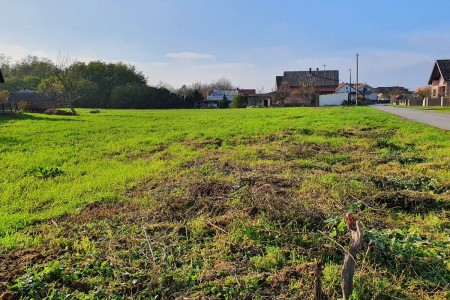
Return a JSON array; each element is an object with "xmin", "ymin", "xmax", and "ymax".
[
  {"xmin": 354, "ymin": 83, "xmax": 377, "ymax": 101},
  {"xmin": 275, "ymin": 69, "xmax": 339, "ymax": 106},
  {"xmin": 413, "ymin": 86, "xmax": 431, "ymax": 99},
  {"xmin": 319, "ymin": 82, "xmax": 377, "ymax": 106},
  {"xmin": 201, "ymin": 89, "xmax": 256, "ymax": 108},
  {"xmin": 9, "ymin": 89, "xmax": 55, "ymax": 111},
  {"xmin": 246, "ymin": 92, "xmax": 274, "ymax": 107},
  {"xmin": 335, "ymin": 82, "xmax": 356, "ymax": 101},
  {"xmin": 428, "ymin": 59, "xmax": 450, "ymax": 97}
]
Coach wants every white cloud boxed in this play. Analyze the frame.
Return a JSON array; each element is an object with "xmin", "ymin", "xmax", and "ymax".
[
  {"xmin": 0, "ymin": 44, "xmax": 53, "ymax": 61},
  {"xmin": 166, "ymin": 51, "xmax": 214, "ymax": 60},
  {"xmin": 136, "ymin": 60, "xmax": 275, "ymax": 90},
  {"xmin": 406, "ymin": 31, "xmax": 450, "ymax": 48}
]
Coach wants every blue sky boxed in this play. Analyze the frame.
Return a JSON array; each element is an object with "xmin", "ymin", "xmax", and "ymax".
[{"xmin": 1, "ymin": 0, "xmax": 450, "ymax": 91}]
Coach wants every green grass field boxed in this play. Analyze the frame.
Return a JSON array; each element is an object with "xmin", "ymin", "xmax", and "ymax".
[{"xmin": 1, "ymin": 107, "xmax": 449, "ymax": 299}]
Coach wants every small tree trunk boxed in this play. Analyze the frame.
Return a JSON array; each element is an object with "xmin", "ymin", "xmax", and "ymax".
[
  {"xmin": 341, "ymin": 220, "xmax": 363, "ymax": 300},
  {"xmin": 69, "ymin": 102, "xmax": 77, "ymax": 115},
  {"xmin": 315, "ymin": 259, "xmax": 324, "ymax": 300}
]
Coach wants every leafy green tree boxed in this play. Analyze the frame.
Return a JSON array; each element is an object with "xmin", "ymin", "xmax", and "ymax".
[
  {"xmin": 110, "ymin": 83, "xmax": 151, "ymax": 108},
  {"xmin": 0, "ymin": 76, "xmax": 24, "ymax": 92},
  {"xmin": 0, "ymin": 54, "xmax": 12, "ymax": 78},
  {"xmin": 74, "ymin": 61, "xmax": 147, "ymax": 107},
  {"xmin": 111, "ymin": 84, "xmax": 187, "ymax": 109},
  {"xmin": 218, "ymin": 94, "xmax": 229, "ymax": 108},
  {"xmin": 183, "ymin": 89, "xmax": 203, "ymax": 108},
  {"xmin": 0, "ymin": 54, "xmax": 57, "ymax": 93},
  {"xmin": 230, "ymin": 94, "xmax": 246, "ymax": 108},
  {"xmin": 10, "ymin": 55, "xmax": 57, "ymax": 79},
  {"xmin": 22, "ymin": 76, "xmax": 42, "ymax": 90},
  {"xmin": 0, "ymin": 76, "xmax": 42, "ymax": 92}
]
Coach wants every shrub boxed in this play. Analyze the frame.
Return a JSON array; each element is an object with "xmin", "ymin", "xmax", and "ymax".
[
  {"xmin": 231, "ymin": 94, "xmax": 246, "ymax": 108},
  {"xmin": 17, "ymin": 100, "xmax": 46, "ymax": 113},
  {"xmin": 27, "ymin": 166, "xmax": 64, "ymax": 179}
]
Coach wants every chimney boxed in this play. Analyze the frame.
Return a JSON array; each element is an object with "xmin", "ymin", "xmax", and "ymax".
[{"xmin": 316, "ymin": 68, "xmax": 319, "ymax": 71}]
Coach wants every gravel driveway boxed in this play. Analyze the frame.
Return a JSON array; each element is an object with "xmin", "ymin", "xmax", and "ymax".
[{"xmin": 370, "ymin": 104, "xmax": 450, "ymax": 130}]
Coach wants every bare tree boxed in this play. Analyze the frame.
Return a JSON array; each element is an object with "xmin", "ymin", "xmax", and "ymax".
[
  {"xmin": 295, "ymin": 84, "xmax": 317, "ymax": 105},
  {"xmin": 179, "ymin": 78, "xmax": 235, "ymax": 100},
  {"xmin": 210, "ymin": 77, "xmax": 234, "ymax": 90},
  {"xmin": 275, "ymin": 81, "xmax": 290, "ymax": 106},
  {"xmin": 41, "ymin": 55, "xmax": 95, "ymax": 114},
  {"xmin": 156, "ymin": 81, "xmax": 175, "ymax": 93},
  {"xmin": 252, "ymin": 86, "xmax": 265, "ymax": 106}
]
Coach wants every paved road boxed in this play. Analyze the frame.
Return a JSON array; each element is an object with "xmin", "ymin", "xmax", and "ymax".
[{"xmin": 370, "ymin": 104, "xmax": 450, "ymax": 130}]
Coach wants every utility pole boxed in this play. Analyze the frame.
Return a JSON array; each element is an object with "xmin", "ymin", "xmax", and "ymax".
[
  {"xmin": 356, "ymin": 53, "xmax": 359, "ymax": 106},
  {"xmin": 348, "ymin": 68, "xmax": 352, "ymax": 102},
  {"xmin": 323, "ymin": 64, "xmax": 327, "ymax": 70}
]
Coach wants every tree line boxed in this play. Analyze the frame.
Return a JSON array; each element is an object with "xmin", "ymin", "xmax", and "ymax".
[{"xmin": 0, "ymin": 54, "xmax": 237, "ymax": 111}]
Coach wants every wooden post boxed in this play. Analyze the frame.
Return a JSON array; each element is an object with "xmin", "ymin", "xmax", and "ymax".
[
  {"xmin": 315, "ymin": 259, "xmax": 323, "ymax": 300},
  {"xmin": 341, "ymin": 217, "xmax": 363, "ymax": 300}
]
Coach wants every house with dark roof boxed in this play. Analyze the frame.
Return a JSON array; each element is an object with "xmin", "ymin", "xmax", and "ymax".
[
  {"xmin": 353, "ymin": 83, "xmax": 377, "ymax": 101},
  {"xmin": 428, "ymin": 59, "xmax": 450, "ymax": 97},
  {"xmin": 201, "ymin": 88, "xmax": 256, "ymax": 108},
  {"xmin": 9, "ymin": 89, "xmax": 55, "ymax": 112},
  {"xmin": 275, "ymin": 68, "xmax": 339, "ymax": 106}
]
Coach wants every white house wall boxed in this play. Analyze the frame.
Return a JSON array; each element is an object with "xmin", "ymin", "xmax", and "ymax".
[
  {"xmin": 365, "ymin": 92, "xmax": 378, "ymax": 101},
  {"xmin": 319, "ymin": 93, "xmax": 348, "ymax": 106}
]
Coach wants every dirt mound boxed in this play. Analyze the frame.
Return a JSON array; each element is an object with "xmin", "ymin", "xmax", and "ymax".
[
  {"xmin": 43, "ymin": 109, "xmax": 74, "ymax": 115},
  {"xmin": 369, "ymin": 190, "xmax": 437, "ymax": 212}
]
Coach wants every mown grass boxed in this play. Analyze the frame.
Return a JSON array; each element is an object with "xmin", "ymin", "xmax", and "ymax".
[
  {"xmin": 394, "ymin": 105, "xmax": 450, "ymax": 113},
  {"xmin": 0, "ymin": 107, "xmax": 449, "ymax": 299}
]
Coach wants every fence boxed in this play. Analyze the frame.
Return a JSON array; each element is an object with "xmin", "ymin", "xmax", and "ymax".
[
  {"xmin": 1, "ymin": 102, "xmax": 18, "ymax": 112},
  {"xmin": 397, "ymin": 97, "xmax": 450, "ymax": 107}
]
